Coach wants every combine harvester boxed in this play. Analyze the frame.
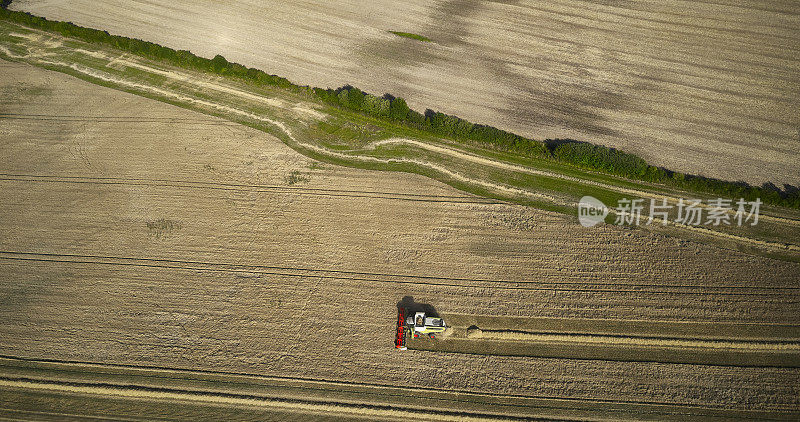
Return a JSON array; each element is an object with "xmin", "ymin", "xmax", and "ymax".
[{"xmin": 395, "ymin": 307, "xmax": 446, "ymax": 350}]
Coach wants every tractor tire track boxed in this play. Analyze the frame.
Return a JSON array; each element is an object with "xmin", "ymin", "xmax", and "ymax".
[
  {"xmin": 0, "ymin": 173, "xmax": 494, "ymax": 204},
  {"xmin": 0, "ymin": 113, "xmax": 244, "ymax": 126},
  {"xmin": 0, "ymin": 378, "xmax": 511, "ymax": 422},
  {"xmin": 0, "ymin": 356, "xmax": 794, "ymax": 421},
  {"xmin": 0, "ymin": 251, "xmax": 798, "ymax": 295}
]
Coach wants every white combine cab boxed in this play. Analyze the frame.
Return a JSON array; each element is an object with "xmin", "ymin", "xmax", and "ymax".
[{"xmin": 395, "ymin": 308, "xmax": 446, "ymax": 349}]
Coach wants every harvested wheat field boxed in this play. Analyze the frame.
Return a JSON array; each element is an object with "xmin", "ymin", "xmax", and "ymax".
[
  {"xmin": 9, "ymin": 0, "xmax": 800, "ymax": 186},
  {"xmin": 410, "ymin": 314, "xmax": 800, "ymax": 367},
  {"xmin": 1, "ymin": 59, "xmax": 799, "ymax": 419}
]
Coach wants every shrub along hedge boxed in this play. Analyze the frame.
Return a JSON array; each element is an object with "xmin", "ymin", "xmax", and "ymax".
[
  {"xmin": 1, "ymin": 6, "xmax": 797, "ymax": 209},
  {"xmin": 548, "ymin": 140, "xmax": 795, "ymax": 206},
  {"xmin": 313, "ymin": 85, "xmax": 549, "ymax": 157}
]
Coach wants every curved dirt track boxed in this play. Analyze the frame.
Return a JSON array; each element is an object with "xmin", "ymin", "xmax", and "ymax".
[
  {"xmin": 5, "ymin": 29, "xmax": 796, "ymax": 258},
  {"xmin": 371, "ymin": 138, "xmax": 800, "ymax": 227},
  {"xmin": 10, "ymin": 0, "xmax": 800, "ymax": 185}
]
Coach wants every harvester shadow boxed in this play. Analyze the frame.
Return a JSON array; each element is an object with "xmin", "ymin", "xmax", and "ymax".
[{"xmin": 397, "ymin": 296, "xmax": 440, "ymax": 318}]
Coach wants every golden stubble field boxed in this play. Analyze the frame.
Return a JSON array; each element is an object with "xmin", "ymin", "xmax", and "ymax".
[
  {"xmin": 9, "ymin": 0, "xmax": 800, "ymax": 186},
  {"xmin": 1, "ymin": 60, "xmax": 799, "ymax": 411}
]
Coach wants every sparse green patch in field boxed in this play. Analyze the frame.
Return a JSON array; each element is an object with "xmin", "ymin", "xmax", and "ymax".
[
  {"xmin": 388, "ymin": 31, "xmax": 431, "ymax": 42},
  {"xmin": 1, "ymin": 82, "xmax": 51, "ymax": 98},
  {"xmin": 284, "ymin": 170, "xmax": 309, "ymax": 185},
  {"xmin": 146, "ymin": 218, "xmax": 182, "ymax": 239}
]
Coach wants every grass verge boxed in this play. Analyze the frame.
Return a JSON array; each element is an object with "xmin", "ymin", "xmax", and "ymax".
[{"xmin": 388, "ymin": 30, "xmax": 432, "ymax": 42}]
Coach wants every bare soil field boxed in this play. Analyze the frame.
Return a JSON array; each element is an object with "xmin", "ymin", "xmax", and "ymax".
[
  {"xmin": 2, "ymin": 60, "xmax": 800, "ymax": 417},
  {"xmin": 10, "ymin": 0, "xmax": 800, "ymax": 185}
]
